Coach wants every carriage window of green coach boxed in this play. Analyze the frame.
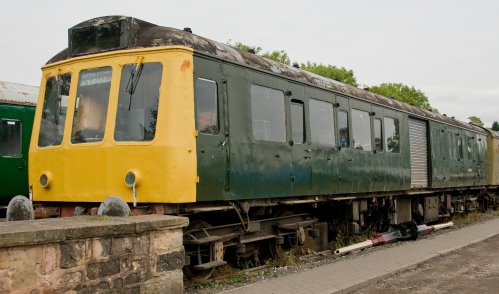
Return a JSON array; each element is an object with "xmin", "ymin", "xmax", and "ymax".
[
  {"xmin": 291, "ymin": 101, "xmax": 305, "ymax": 144},
  {"xmin": 374, "ymin": 118, "xmax": 383, "ymax": 152},
  {"xmin": 338, "ymin": 110, "xmax": 349, "ymax": 148},
  {"xmin": 384, "ymin": 117, "xmax": 400, "ymax": 153},
  {"xmin": 71, "ymin": 67, "xmax": 112, "ymax": 143},
  {"xmin": 351, "ymin": 109, "xmax": 371, "ymax": 151},
  {"xmin": 38, "ymin": 74, "xmax": 71, "ymax": 147},
  {"xmin": 115, "ymin": 63, "xmax": 162, "ymax": 141},
  {"xmin": 309, "ymin": 99, "xmax": 335, "ymax": 146},
  {"xmin": 195, "ymin": 78, "xmax": 218, "ymax": 135},
  {"xmin": 0, "ymin": 120, "xmax": 21, "ymax": 156},
  {"xmin": 250, "ymin": 85, "xmax": 286, "ymax": 142}
]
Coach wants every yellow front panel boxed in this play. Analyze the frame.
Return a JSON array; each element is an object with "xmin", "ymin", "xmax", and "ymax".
[{"xmin": 29, "ymin": 47, "xmax": 197, "ymax": 203}]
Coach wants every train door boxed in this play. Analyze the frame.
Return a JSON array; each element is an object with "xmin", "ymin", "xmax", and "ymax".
[
  {"xmin": 348, "ymin": 99, "xmax": 373, "ymax": 193},
  {"xmin": 287, "ymin": 82, "xmax": 311, "ymax": 196},
  {"xmin": 408, "ymin": 117, "xmax": 429, "ymax": 188},
  {"xmin": 336, "ymin": 96, "xmax": 354, "ymax": 194},
  {"xmin": 463, "ymin": 132, "xmax": 478, "ymax": 186},
  {"xmin": 0, "ymin": 104, "xmax": 30, "ymax": 202},
  {"xmin": 193, "ymin": 57, "xmax": 228, "ymax": 201},
  {"xmin": 371, "ymin": 105, "xmax": 386, "ymax": 191},
  {"xmin": 306, "ymin": 87, "xmax": 337, "ymax": 195}
]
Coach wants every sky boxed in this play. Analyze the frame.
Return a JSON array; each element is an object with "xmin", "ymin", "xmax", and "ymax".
[{"xmin": 0, "ymin": 0, "xmax": 497, "ymax": 126}]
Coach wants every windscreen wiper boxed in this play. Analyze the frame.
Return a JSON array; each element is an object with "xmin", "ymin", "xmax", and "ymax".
[{"xmin": 126, "ymin": 63, "xmax": 144, "ymax": 110}]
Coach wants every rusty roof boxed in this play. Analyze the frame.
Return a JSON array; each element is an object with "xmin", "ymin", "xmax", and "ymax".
[
  {"xmin": 0, "ymin": 81, "xmax": 38, "ymax": 106},
  {"xmin": 47, "ymin": 16, "xmax": 485, "ymax": 134}
]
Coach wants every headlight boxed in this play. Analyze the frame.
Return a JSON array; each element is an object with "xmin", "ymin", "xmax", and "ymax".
[
  {"xmin": 125, "ymin": 170, "xmax": 141, "ymax": 188},
  {"xmin": 39, "ymin": 172, "xmax": 52, "ymax": 188}
]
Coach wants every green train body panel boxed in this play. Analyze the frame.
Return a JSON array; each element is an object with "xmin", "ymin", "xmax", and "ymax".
[
  {"xmin": 0, "ymin": 103, "xmax": 35, "ymax": 203},
  {"xmin": 194, "ymin": 56, "xmax": 414, "ymax": 202},
  {"xmin": 429, "ymin": 121, "xmax": 487, "ymax": 189}
]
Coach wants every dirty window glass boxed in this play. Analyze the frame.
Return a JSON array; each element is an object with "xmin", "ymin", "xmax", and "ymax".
[
  {"xmin": 291, "ymin": 101, "xmax": 305, "ymax": 144},
  {"xmin": 338, "ymin": 110, "xmax": 349, "ymax": 148},
  {"xmin": 0, "ymin": 120, "xmax": 21, "ymax": 156},
  {"xmin": 458, "ymin": 137, "xmax": 463, "ymax": 159},
  {"xmin": 374, "ymin": 118, "xmax": 383, "ymax": 152},
  {"xmin": 251, "ymin": 84, "xmax": 286, "ymax": 142},
  {"xmin": 71, "ymin": 67, "xmax": 112, "ymax": 143},
  {"xmin": 115, "ymin": 63, "xmax": 162, "ymax": 141},
  {"xmin": 384, "ymin": 117, "xmax": 400, "ymax": 153},
  {"xmin": 38, "ymin": 73, "xmax": 71, "ymax": 147},
  {"xmin": 352, "ymin": 109, "xmax": 371, "ymax": 151},
  {"xmin": 195, "ymin": 78, "xmax": 218, "ymax": 135},
  {"xmin": 309, "ymin": 99, "xmax": 335, "ymax": 146},
  {"xmin": 467, "ymin": 136, "xmax": 473, "ymax": 159}
]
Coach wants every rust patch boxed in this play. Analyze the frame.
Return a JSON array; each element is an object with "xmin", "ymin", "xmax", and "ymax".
[{"xmin": 181, "ymin": 60, "xmax": 191, "ymax": 72}]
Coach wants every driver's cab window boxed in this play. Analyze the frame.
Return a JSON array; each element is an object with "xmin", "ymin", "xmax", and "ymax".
[{"xmin": 71, "ymin": 67, "xmax": 112, "ymax": 143}]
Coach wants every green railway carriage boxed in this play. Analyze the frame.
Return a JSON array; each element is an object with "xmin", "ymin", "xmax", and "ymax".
[{"xmin": 0, "ymin": 81, "xmax": 37, "ymax": 205}]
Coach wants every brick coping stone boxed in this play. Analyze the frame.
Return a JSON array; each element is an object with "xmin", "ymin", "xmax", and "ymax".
[{"xmin": 0, "ymin": 215, "xmax": 189, "ymax": 248}]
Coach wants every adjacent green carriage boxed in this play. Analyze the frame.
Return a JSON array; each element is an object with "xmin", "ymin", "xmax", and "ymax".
[{"xmin": 0, "ymin": 81, "xmax": 37, "ymax": 205}]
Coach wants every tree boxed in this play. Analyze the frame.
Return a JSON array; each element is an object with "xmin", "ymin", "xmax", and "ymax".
[
  {"xmin": 369, "ymin": 83, "xmax": 432, "ymax": 111},
  {"xmin": 262, "ymin": 50, "xmax": 290, "ymax": 65},
  {"xmin": 300, "ymin": 62, "xmax": 358, "ymax": 87},
  {"xmin": 230, "ymin": 41, "xmax": 262, "ymax": 54},
  {"xmin": 468, "ymin": 116, "xmax": 484, "ymax": 127},
  {"xmin": 492, "ymin": 121, "xmax": 499, "ymax": 131}
]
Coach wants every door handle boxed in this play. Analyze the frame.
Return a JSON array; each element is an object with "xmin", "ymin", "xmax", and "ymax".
[{"xmin": 306, "ymin": 149, "xmax": 312, "ymax": 153}]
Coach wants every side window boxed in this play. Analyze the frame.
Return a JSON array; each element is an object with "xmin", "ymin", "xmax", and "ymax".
[
  {"xmin": 384, "ymin": 117, "xmax": 400, "ymax": 153},
  {"xmin": 250, "ymin": 84, "xmax": 286, "ymax": 142},
  {"xmin": 38, "ymin": 73, "xmax": 71, "ymax": 147},
  {"xmin": 467, "ymin": 136, "xmax": 473, "ymax": 159},
  {"xmin": 71, "ymin": 67, "xmax": 112, "ymax": 143},
  {"xmin": 290, "ymin": 101, "xmax": 305, "ymax": 144},
  {"xmin": 374, "ymin": 118, "xmax": 383, "ymax": 152},
  {"xmin": 458, "ymin": 136, "xmax": 464, "ymax": 159},
  {"xmin": 338, "ymin": 110, "xmax": 349, "ymax": 148},
  {"xmin": 352, "ymin": 109, "xmax": 372, "ymax": 151},
  {"xmin": 115, "ymin": 62, "xmax": 163, "ymax": 141},
  {"xmin": 309, "ymin": 99, "xmax": 335, "ymax": 146},
  {"xmin": 195, "ymin": 78, "xmax": 219, "ymax": 135},
  {"xmin": 0, "ymin": 119, "xmax": 21, "ymax": 157}
]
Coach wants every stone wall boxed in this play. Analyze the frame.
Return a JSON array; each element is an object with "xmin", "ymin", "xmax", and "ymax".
[{"xmin": 0, "ymin": 214, "xmax": 188, "ymax": 293}]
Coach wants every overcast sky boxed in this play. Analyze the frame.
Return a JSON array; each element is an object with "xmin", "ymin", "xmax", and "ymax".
[{"xmin": 1, "ymin": 0, "xmax": 497, "ymax": 126}]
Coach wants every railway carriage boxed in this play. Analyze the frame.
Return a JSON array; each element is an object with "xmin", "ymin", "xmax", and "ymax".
[
  {"xmin": 0, "ymin": 81, "xmax": 37, "ymax": 210},
  {"xmin": 8, "ymin": 16, "xmax": 498, "ymax": 279}
]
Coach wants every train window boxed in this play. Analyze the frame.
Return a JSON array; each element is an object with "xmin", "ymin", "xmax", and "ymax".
[
  {"xmin": 352, "ymin": 109, "xmax": 371, "ymax": 151},
  {"xmin": 115, "ymin": 63, "xmax": 163, "ymax": 141},
  {"xmin": 374, "ymin": 118, "xmax": 383, "ymax": 152},
  {"xmin": 71, "ymin": 67, "xmax": 112, "ymax": 144},
  {"xmin": 250, "ymin": 84, "xmax": 286, "ymax": 142},
  {"xmin": 195, "ymin": 78, "xmax": 219, "ymax": 135},
  {"xmin": 467, "ymin": 137, "xmax": 473, "ymax": 159},
  {"xmin": 0, "ymin": 119, "xmax": 21, "ymax": 157},
  {"xmin": 309, "ymin": 99, "xmax": 335, "ymax": 146},
  {"xmin": 338, "ymin": 110, "xmax": 349, "ymax": 148},
  {"xmin": 38, "ymin": 73, "xmax": 71, "ymax": 147},
  {"xmin": 384, "ymin": 117, "xmax": 400, "ymax": 153},
  {"xmin": 290, "ymin": 101, "xmax": 305, "ymax": 144},
  {"xmin": 458, "ymin": 137, "xmax": 464, "ymax": 159}
]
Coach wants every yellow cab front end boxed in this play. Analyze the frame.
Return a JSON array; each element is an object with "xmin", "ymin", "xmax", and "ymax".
[{"xmin": 29, "ymin": 46, "xmax": 197, "ymax": 205}]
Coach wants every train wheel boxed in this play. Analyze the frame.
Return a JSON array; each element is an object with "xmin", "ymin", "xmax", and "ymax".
[
  {"xmin": 6, "ymin": 195, "xmax": 33, "ymax": 221},
  {"xmin": 183, "ymin": 220, "xmax": 216, "ymax": 281}
]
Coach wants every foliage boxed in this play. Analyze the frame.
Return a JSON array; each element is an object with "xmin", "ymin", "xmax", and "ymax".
[
  {"xmin": 230, "ymin": 41, "xmax": 262, "ymax": 54},
  {"xmin": 262, "ymin": 50, "xmax": 291, "ymax": 65},
  {"xmin": 369, "ymin": 83, "xmax": 432, "ymax": 111},
  {"xmin": 468, "ymin": 116, "xmax": 484, "ymax": 127},
  {"xmin": 300, "ymin": 62, "xmax": 358, "ymax": 87},
  {"xmin": 492, "ymin": 121, "xmax": 499, "ymax": 131}
]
